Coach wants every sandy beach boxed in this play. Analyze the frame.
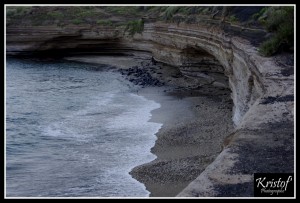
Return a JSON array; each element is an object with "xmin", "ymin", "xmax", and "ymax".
[
  {"xmin": 130, "ymin": 85, "xmax": 233, "ymax": 197},
  {"xmin": 6, "ymin": 6, "xmax": 294, "ymax": 198},
  {"xmin": 65, "ymin": 56, "xmax": 234, "ymax": 197}
]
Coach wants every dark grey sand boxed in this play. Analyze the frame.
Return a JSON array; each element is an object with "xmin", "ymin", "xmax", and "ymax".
[
  {"xmin": 131, "ymin": 86, "xmax": 234, "ymax": 197},
  {"xmin": 65, "ymin": 56, "xmax": 234, "ymax": 197}
]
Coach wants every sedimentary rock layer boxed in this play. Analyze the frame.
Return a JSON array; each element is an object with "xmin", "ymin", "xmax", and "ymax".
[{"xmin": 6, "ymin": 21, "xmax": 294, "ymax": 196}]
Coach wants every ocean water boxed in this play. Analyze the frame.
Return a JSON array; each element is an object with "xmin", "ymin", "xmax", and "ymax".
[{"xmin": 5, "ymin": 58, "xmax": 162, "ymax": 197}]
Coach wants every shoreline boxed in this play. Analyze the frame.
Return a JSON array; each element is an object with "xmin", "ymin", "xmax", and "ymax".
[
  {"xmin": 6, "ymin": 7, "xmax": 294, "ymax": 198},
  {"xmin": 131, "ymin": 86, "xmax": 233, "ymax": 197},
  {"xmin": 64, "ymin": 55, "xmax": 234, "ymax": 197}
]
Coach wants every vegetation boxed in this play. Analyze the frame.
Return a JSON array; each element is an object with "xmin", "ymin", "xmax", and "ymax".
[
  {"xmin": 103, "ymin": 6, "xmax": 139, "ymax": 16},
  {"xmin": 6, "ymin": 6, "xmax": 106, "ymax": 26},
  {"xmin": 5, "ymin": 6, "xmax": 272, "ymax": 27},
  {"xmin": 6, "ymin": 6, "xmax": 294, "ymax": 53},
  {"xmin": 6, "ymin": 6, "xmax": 31, "ymax": 18},
  {"xmin": 96, "ymin": 20, "xmax": 113, "ymax": 26},
  {"xmin": 258, "ymin": 7, "xmax": 294, "ymax": 56},
  {"xmin": 124, "ymin": 19, "xmax": 144, "ymax": 36},
  {"xmin": 148, "ymin": 6, "xmax": 168, "ymax": 13},
  {"xmin": 47, "ymin": 11, "xmax": 64, "ymax": 19},
  {"xmin": 251, "ymin": 7, "xmax": 268, "ymax": 21},
  {"xmin": 163, "ymin": 6, "xmax": 180, "ymax": 20},
  {"xmin": 228, "ymin": 15, "xmax": 238, "ymax": 23},
  {"xmin": 72, "ymin": 19, "xmax": 84, "ymax": 25}
]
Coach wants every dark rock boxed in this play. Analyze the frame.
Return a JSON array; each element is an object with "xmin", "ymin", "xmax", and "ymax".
[{"xmin": 260, "ymin": 95, "xmax": 294, "ymax": 105}]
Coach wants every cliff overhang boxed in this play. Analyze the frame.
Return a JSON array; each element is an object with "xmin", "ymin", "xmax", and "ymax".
[{"xmin": 6, "ymin": 21, "xmax": 294, "ymax": 196}]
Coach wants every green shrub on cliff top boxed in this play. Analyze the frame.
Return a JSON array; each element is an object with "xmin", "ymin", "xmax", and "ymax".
[
  {"xmin": 228, "ymin": 15, "xmax": 238, "ymax": 23},
  {"xmin": 259, "ymin": 7, "xmax": 294, "ymax": 56},
  {"xmin": 104, "ymin": 7, "xmax": 139, "ymax": 16},
  {"xmin": 97, "ymin": 20, "xmax": 113, "ymax": 26},
  {"xmin": 124, "ymin": 19, "xmax": 144, "ymax": 36},
  {"xmin": 47, "ymin": 11, "xmax": 64, "ymax": 20},
  {"xmin": 72, "ymin": 19, "xmax": 84, "ymax": 25},
  {"xmin": 259, "ymin": 37, "xmax": 281, "ymax": 56},
  {"xmin": 163, "ymin": 6, "xmax": 180, "ymax": 20}
]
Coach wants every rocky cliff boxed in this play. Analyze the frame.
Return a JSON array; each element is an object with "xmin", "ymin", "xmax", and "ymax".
[
  {"xmin": 6, "ymin": 21, "xmax": 293, "ymax": 125},
  {"xmin": 6, "ymin": 19, "xmax": 294, "ymax": 196}
]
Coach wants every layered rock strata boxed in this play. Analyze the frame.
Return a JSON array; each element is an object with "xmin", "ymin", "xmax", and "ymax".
[{"xmin": 6, "ymin": 21, "xmax": 294, "ymax": 196}]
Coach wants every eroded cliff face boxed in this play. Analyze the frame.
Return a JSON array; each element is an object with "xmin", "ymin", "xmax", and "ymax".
[
  {"xmin": 6, "ymin": 22, "xmax": 294, "ymax": 196},
  {"xmin": 131, "ymin": 23, "xmax": 267, "ymax": 126},
  {"xmin": 6, "ymin": 22, "xmax": 293, "ymax": 127}
]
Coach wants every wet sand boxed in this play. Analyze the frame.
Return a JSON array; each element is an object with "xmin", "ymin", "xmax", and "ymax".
[
  {"xmin": 130, "ymin": 86, "xmax": 234, "ymax": 197},
  {"xmin": 65, "ymin": 55, "xmax": 234, "ymax": 197}
]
